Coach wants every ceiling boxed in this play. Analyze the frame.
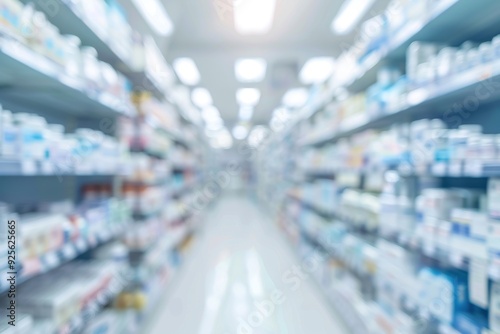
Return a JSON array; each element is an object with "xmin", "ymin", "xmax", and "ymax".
[{"xmin": 129, "ymin": 0, "xmax": 391, "ymax": 126}]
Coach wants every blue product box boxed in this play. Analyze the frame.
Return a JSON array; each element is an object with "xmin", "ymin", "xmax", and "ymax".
[{"xmin": 454, "ymin": 312, "xmax": 488, "ymax": 334}]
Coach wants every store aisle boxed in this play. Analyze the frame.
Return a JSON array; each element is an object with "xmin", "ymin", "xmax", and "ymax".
[{"xmin": 144, "ymin": 193, "xmax": 349, "ymax": 334}]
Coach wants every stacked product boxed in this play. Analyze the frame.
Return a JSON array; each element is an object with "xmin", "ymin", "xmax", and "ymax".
[
  {"xmin": 0, "ymin": 107, "xmax": 131, "ymax": 175},
  {"xmin": 6, "ymin": 260, "xmax": 126, "ymax": 333},
  {"xmin": 14, "ymin": 196, "xmax": 130, "ymax": 278},
  {"xmin": 0, "ymin": 0, "xmax": 134, "ymax": 106},
  {"xmin": 122, "ymin": 184, "xmax": 167, "ymax": 217}
]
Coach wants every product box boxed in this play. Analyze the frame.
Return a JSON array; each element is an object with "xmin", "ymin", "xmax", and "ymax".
[
  {"xmin": 419, "ymin": 268, "xmax": 469, "ymax": 325},
  {"xmin": 488, "ymin": 179, "xmax": 500, "ymax": 219},
  {"xmin": 454, "ymin": 312, "xmax": 488, "ymax": 334}
]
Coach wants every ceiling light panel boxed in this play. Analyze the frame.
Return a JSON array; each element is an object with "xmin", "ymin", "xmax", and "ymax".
[
  {"xmin": 131, "ymin": 0, "xmax": 174, "ymax": 36},
  {"xmin": 202, "ymin": 106, "xmax": 221, "ymax": 122},
  {"xmin": 331, "ymin": 0, "xmax": 376, "ymax": 35},
  {"xmin": 235, "ymin": 58, "xmax": 267, "ymax": 82},
  {"xmin": 300, "ymin": 57, "xmax": 336, "ymax": 84},
  {"xmin": 232, "ymin": 125, "xmax": 249, "ymax": 140},
  {"xmin": 282, "ymin": 88, "xmax": 309, "ymax": 108},
  {"xmin": 236, "ymin": 88, "xmax": 261, "ymax": 107},
  {"xmin": 191, "ymin": 88, "xmax": 213, "ymax": 108},
  {"xmin": 234, "ymin": 0, "xmax": 277, "ymax": 35},
  {"xmin": 173, "ymin": 58, "xmax": 201, "ymax": 86}
]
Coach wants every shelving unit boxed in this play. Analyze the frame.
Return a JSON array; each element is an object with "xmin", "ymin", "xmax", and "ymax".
[
  {"xmin": 0, "ymin": 37, "xmax": 135, "ymax": 118},
  {"xmin": 0, "ymin": 0, "xmax": 209, "ymax": 333},
  {"xmin": 257, "ymin": 1, "xmax": 500, "ymax": 333}
]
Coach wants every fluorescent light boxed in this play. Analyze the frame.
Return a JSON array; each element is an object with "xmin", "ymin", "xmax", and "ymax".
[
  {"xmin": 202, "ymin": 106, "xmax": 221, "ymax": 122},
  {"xmin": 235, "ymin": 58, "xmax": 267, "ymax": 82},
  {"xmin": 239, "ymin": 106, "xmax": 253, "ymax": 121},
  {"xmin": 232, "ymin": 125, "xmax": 249, "ymax": 140},
  {"xmin": 236, "ymin": 88, "xmax": 261, "ymax": 107},
  {"xmin": 234, "ymin": 0, "xmax": 277, "ymax": 35},
  {"xmin": 131, "ymin": 0, "xmax": 174, "ymax": 36},
  {"xmin": 282, "ymin": 88, "xmax": 309, "ymax": 108},
  {"xmin": 173, "ymin": 58, "xmax": 200, "ymax": 86},
  {"xmin": 191, "ymin": 88, "xmax": 213, "ymax": 108},
  {"xmin": 331, "ymin": 0, "xmax": 376, "ymax": 35},
  {"xmin": 300, "ymin": 57, "xmax": 336, "ymax": 84}
]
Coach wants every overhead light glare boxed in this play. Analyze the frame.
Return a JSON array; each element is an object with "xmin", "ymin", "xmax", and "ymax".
[
  {"xmin": 331, "ymin": 0, "xmax": 376, "ymax": 35},
  {"xmin": 232, "ymin": 125, "xmax": 249, "ymax": 140},
  {"xmin": 191, "ymin": 88, "xmax": 213, "ymax": 108},
  {"xmin": 173, "ymin": 58, "xmax": 201, "ymax": 86},
  {"xmin": 237, "ymin": 88, "xmax": 261, "ymax": 107},
  {"xmin": 234, "ymin": 0, "xmax": 277, "ymax": 35},
  {"xmin": 299, "ymin": 57, "xmax": 336, "ymax": 84},
  {"xmin": 235, "ymin": 58, "xmax": 267, "ymax": 82},
  {"xmin": 282, "ymin": 88, "xmax": 309, "ymax": 109},
  {"xmin": 131, "ymin": 0, "xmax": 174, "ymax": 36},
  {"xmin": 201, "ymin": 105, "xmax": 221, "ymax": 122}
]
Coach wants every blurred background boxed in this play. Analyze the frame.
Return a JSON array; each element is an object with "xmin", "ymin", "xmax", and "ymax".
[{"xmin": 1, "ymin": 0, "xmax": 500, "ymax": 333}]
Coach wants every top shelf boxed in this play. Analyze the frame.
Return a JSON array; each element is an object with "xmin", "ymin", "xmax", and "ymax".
[
  {"xmin": 299, "ymin": 58, "xmax": 500, "ymax": 146},
  {"xmin": 31, "ymin": 0, "xmax": 168, "ymax": 100},
  {"xmin": 344, "ymin": 0, "xmax": 500, "ymax": 94},
  {"xmin": 0, "ymin": 37, "xmax": 135, "ymax": 118}
]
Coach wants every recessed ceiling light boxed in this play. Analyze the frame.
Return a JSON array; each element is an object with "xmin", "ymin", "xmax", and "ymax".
[
  {"xmin": 173, "ymin": 58, "xmax": 201, "ymax": 86},
  {"xmin": 131, "ymin": 0, "xmax": 174, "ymax": 36},
  {"xmin": 239, "ymin": 106, "xmax": 254, "ymax": 121},
  {"xmin": 201, "ymin": 106, "xmax": 221, "ymax": 122},
  {"xmin": 331, "ymin": 0, "xmax": 376, "ymax": 35},
  {"xmin": 300, "ymin": 57, "xmax": 336, "ymax": 84},
  {"xmin": 236, "ymin": 88, "xmax": 261, "ymax": 107},
  {"xmin": 282, "ymin": 88, "xmax": 309, "ymax": 108},
  {"xmin": 232, "ymin": 125, "xmax": 249, "ymax": 140},
  {"xmin": 191, "ymin": 88, "xmax": 213, "ymax": 108},
  {"xmin": 235, "ymin": 58, "xmax": 267, "ymax": 82},
  {"xmin": 234, "ymin": 0, "xmax": 277, "ymax": 35}
]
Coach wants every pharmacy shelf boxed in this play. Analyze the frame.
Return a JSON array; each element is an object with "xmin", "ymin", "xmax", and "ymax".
[
  {"xmin": 172, "ymin": 164, "xmax": 198, "ymax": 172},
  {"xmin": 288, "ymin": 196, "xmax": 500, "ymax": 282},
  {"xmin": 169, "ymin": 183, "xmax": 196, "ymax": 198},
  {"xmin": 292, "ymin": 196, "xmax": 500, "ymax": 282},
  {"xmin": 0, "ymin": 37, "xmax": 135, "ymax": 118},
  {"xmin": 344, "ymin": 0, "xmax": 500, "ymax": 94},
  {"xmin": 300, "ymin": 160, "xmax": 500, "ymax": 180},
  {"xmin": 403, "ymin": 161, "xmax": 500, "ymax": 178},
  {"xmin": 41, "ymin": 0, "xmax": 135, "ymax": 74},
  {"xmin": 281, "ymin": 219, "xmax": 376, "ymax": 334},
  {"xmin": 0, "ymin": 159, "xmax": 131, "ymax": 177},
  {"xmin": 300, "ymin": 58, "xmax": 500, "ymax": 147},
  {"xmin": 0, "ymin": 223, "xmax": 129, "ymax": 294},
  {"xmin": 129, "ymin": 146, "xmax": 168, "ymax": 160},
  {"xmin": 129, "ymin": 223, "xmax": 192, "ymax": 260},
  {"xmin": 65, "ymin": 268, "xmax": 130, "ymax": 334},
  {"xmin": 287, "ymin": 193, "xmax": 336, "ymax": 219},
  {"xmin": 32, "ymin": 0, "xmax": 166, "ymax": 100}
]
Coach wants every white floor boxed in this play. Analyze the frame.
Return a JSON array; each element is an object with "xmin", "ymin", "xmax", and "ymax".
[{"xmin": 144, "ymin": 193, "xmax": 350, "ymax": 334}]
